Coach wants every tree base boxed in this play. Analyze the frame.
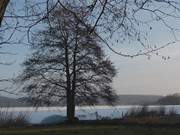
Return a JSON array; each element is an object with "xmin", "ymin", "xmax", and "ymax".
[{"xmin": 65, "ymin": 117, "xmax": 79, "ymax": 124}]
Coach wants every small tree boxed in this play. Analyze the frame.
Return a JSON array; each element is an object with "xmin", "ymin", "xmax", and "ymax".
[{"xmin": 18, "ymin": 7, "xmax": 117, "ymax": 122}]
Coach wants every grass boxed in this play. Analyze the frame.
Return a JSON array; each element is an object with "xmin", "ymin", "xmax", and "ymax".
[{"xmin": 1, "ymin": 125, "xmax": 180, "ymax": 135}]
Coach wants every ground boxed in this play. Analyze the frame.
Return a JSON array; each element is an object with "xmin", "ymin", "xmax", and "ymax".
[{"xmin": 1, "ymin": 125, "xmax": 180, "ymax": 135}]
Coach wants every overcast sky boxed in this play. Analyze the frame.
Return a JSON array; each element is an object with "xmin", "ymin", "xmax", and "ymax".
[
  {"xmin": 109, "ymin": 44, "xmax": 180, "ymax": 95},
  {"xmin": 1, "ymin": 36, "xmax": 180, "ymax": 96},
  {"xmin": 1, "ymin": 1, "xmax": 180, "ymax": 96}
]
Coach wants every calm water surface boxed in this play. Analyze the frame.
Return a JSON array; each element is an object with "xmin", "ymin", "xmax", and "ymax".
[{"xmin": 2, "ymin": 105, "xmax": 180, "ymax": 124}]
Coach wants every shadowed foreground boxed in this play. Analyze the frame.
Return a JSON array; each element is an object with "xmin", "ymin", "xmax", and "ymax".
[{"xmin": 1, "ymin": 125, "xmax": 180, "ymax": 135}]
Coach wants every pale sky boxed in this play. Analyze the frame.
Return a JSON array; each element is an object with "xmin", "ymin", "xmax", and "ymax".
[
  {"xmin": 110, "ymin": 44, "xmax": 180, "ymax": 95},
  {"xmin": 1, "ymin": 36, "xmax": 180, "ymax": 96},
  {"xmin": 1, "ymin": 0, "xmax": 180, "ymax": 96}
]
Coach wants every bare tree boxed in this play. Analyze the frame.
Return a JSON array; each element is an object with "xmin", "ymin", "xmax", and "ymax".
[
  {"xmin": 0, "ymin": 0, "xmax": 180, "ymax": 105},
  {"xmin": 17, "ymin": 7, "xmax": 117, "ymax": 122}
]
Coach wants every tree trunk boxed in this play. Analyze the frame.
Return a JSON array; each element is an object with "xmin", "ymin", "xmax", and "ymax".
[
  {"xmin": 0, "ymin": 0, "xmax": 9, "ymax": 26},
  {"xmin": 64, "ymin": 38, "xmax": 75, "ymax": 123},
  {"xmin": 66, "ymin": 90, "xmax": 75, "ymax": 123},
  {"xmin": 66, "ymin": 24, "xmax": 78, "ymax": 123}
]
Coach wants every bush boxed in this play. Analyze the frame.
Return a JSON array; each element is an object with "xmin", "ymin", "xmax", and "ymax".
[
  {"xmin": 124, "ymin": 106, "xmax": 167, "ymax": 118},
  {"xmin": 168, "ymin": 107, "xmax": 177, "ymax": 116},
  {"xmin": 122, "ymin": 106, "xmax": 180, "ymax": 125},
  {"xmin": 0, "ymin": 107, "xmax": 30, "ymax": 127}
]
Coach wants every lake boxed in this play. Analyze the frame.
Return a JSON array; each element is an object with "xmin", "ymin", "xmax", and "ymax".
[{"xmin": 2, "ymin": 105, "xmax": 180, "ymax": 124}]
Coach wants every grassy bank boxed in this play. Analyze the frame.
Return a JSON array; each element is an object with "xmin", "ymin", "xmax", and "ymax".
[
  {"xmin": 1, "ymin": 106, "xmax": 180, "ymax": 135},
  {"xmin": 1, "ymin": 125, "xmax": 180, "ymax": 135}
]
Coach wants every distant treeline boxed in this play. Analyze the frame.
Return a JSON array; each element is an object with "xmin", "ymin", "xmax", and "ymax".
[
  {"xmin": 156, "ymin": 93, "xmax": 180, "ymax": 105},
  {"xmin": 1, "ymin": 94, "xmax": 180, "ymax": 107}
]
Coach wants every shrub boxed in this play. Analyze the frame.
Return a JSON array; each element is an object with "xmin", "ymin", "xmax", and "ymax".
[
  {"xmin": 122, "ymin": 106, "xmax": 180, "ymax": 124},
  {"xmin": 124, "ymin": 106, "xmax": 167, "ymax": 118},
  {"xmin": 0, "ymin": 107, "xmax": 30, "ymax": 127},
  {"xmin": 168, "ymin": 107, "xmax": 177, "ymax": 116}
]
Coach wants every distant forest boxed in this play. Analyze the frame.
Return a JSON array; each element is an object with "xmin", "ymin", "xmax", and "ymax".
[
  {"xmin": 1, "ymin": 94, "xmax": 180, "ymax": 107},
  {"xmin": 157, "ymin": 93, "xmax": 180, "ymax": 105}
]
